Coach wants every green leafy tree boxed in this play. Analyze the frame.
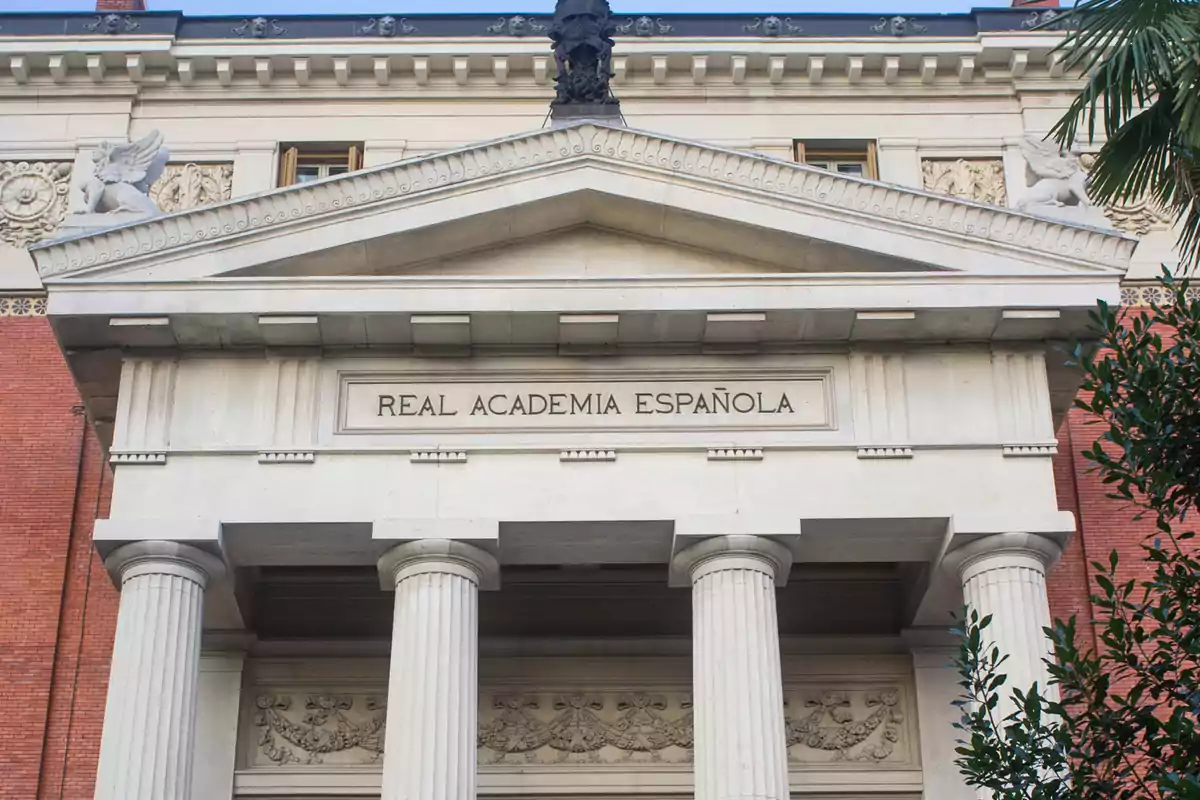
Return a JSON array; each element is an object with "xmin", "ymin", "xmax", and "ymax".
[
  {"xmin": 952, "ymin": 273, "xmax": 1200, "ymax": 800},
  {"xmin": 1046, "ymin": 0, "xmax": 1200, "ymax": 265}
]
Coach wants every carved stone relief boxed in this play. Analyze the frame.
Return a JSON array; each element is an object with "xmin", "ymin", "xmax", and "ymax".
[
  {"xmin": 0, "ymin": 161, "xmax": 72, "ymax": 247},
  {"xmin": 254, "ymin": 694, "xmax": 386, "ymax": 766},
  {"xmin": 247, "ymin": 686, "xmax": 911, "ymax": 768},
  {"xmin": 921, "ymin": 159, "xmax": 1007, "ymax": 206},
  {"xmin": 148, "ymin": 163, "xmax": 234, "ymax": 214},
  {"xmin": 1076, "ymin": 154, "xmax": 1173, "ymax": 237}
]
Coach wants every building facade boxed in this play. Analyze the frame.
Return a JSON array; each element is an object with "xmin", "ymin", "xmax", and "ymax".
[{"xmin": 0, "ymin": 2, "xmax": 1178, "ymax": 799}]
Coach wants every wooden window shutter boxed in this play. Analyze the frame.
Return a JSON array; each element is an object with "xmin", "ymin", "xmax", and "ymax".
[
  {"xmin": 279, "ymin": 145, "xmax": 299, "ymax": 187},
  {"xmin": 348, "ymin": 143, "xmax": 363, "ymax": 172},
  {"xmin": 866, "ymin": 141, "xmax": 879, "ymax": 180},
  {"xmin": 793, "ymin": 140, "xmax": 806, "ymax": 163}
]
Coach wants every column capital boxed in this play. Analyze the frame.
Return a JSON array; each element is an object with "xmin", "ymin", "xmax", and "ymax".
[
  {"xmin": 943, "ymin": 531, "xmax": 1063, "ymax": 582},
  {"xmin": 103, "ymin": 540, "xmax": 226, "ymax": 588},
  {"xmin": 671, "ymin": 534, "xmax": 793, "ymax": 587},
  {"xmin": 378, "ymin": 538, "xmax": 500, "ymax": 591}
]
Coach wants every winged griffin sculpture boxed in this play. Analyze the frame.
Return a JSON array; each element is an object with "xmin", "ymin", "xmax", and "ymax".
[
  {"xmin": 1015, "ymin": 136, "xmax": 1110, "ymax": 227},
  {"xmin": 58, "ymin": 130, "xmax": 170, "ymax": 236},
  {"xmin": 79, "ymin": 131, "xmax": 170, "ymax": 216}
]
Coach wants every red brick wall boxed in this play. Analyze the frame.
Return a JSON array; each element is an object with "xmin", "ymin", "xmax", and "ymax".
[
  {"xmin": 94, "ymin": 0, "xmax": 147, "ymax": 11},
  {"xmin": 0, "ymin": 314, "xmax": 116, "ymax": 800}
]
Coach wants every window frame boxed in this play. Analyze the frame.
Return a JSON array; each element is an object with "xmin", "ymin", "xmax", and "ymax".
[
  {"xmin": 793, "ymin": 140, "xmax": 878, "ymax": 180},
  {"xmin": 278, "ymin": 142, "xmax": 364, "ymax": 187}
]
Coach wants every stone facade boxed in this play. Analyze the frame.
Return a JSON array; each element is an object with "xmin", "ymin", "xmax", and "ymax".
[{"xmin": 0, "ymin": 5, "xmax": 1187, "ymax": 800}]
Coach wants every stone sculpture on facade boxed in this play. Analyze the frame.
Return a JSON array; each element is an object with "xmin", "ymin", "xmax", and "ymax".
[
  {"xmin": 549, "ymin": 0, "xmax": 620, "ymax": 120},
  {"xmin": 1016, "ymin": 136, "xmax": 1112, "ymax": 227},
  {"xmin": 59, "ymin": 130, "xmax": 169, "ymax": 237}
]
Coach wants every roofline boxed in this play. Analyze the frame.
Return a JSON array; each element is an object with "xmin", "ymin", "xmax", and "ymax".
[
  {"xmin": 30, "ymin": 119, "xmax": 1133, "ymax": 280},
  {"xmin": 0, "ymin": 7, "xmax": 1077, "ymax": 40}
]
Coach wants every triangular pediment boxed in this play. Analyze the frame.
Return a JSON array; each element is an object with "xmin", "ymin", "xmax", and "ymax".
[{"xmin": 31, "ymin": 121, "xmax": 1135, "ymax": 283}]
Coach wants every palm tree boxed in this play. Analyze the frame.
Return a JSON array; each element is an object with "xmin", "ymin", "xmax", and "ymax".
[{"xmin": 1046, "ymin": 0, "xmax": 1200, "ymax": 266}]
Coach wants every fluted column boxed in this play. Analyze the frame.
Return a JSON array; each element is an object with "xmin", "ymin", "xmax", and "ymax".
[
  {"xmin": 948, "ymin": 532, "xmax": 1063, "ymax": 708},
  {"xmin": 674, "ymin": 534, "xmax": 793, "ymax": 800},
  {"xmin": 378, "ymin": 539, "xmax": 499, "ymax": 800},
  {"xmin": 94, "ymin": 541, "xmax": 225, "ymax": 800}
]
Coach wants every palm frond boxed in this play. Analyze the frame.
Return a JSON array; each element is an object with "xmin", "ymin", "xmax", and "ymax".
[{"xmin": 1049, "ymin": 0, "xmax": 1195, "ymax": 147}]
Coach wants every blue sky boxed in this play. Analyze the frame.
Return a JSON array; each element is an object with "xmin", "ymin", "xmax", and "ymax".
[{"xmin": 0, "ymin": 1, "xmax": 995, "ymax": 15}]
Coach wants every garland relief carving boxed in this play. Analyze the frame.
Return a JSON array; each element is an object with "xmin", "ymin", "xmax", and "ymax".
[{"xmin": 249, "ymin": 687, "xmax": 910, "ymax": 768}]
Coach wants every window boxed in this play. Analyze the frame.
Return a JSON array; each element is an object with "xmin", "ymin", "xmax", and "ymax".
[
  {"xmin": 278, "ymin": 142, "xmax": 363, "ymax": 187},
  {"xmin": 793, "ymin": 140, "xmax": 878, "ymax": 180}
]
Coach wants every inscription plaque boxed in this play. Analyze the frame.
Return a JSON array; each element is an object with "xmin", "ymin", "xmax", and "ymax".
[{"xmin": 339, "ymin": 374, "xmax": 832, "ymax": 434}]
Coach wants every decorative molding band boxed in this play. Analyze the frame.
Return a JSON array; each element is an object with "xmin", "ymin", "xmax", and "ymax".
[
  {"xmin": 109, "ymin": 452, "xmax": 168, "ymax": 465},
  {"xmin": 707, "ymin": 448, "xmax": 764, "ymax": 461},
  {"xmin": 1001, "ymin": 444, "xmax": 1056, "ymax": 457},
  {"xmin": 258, "ymin": 450, "xmax": 316, "ymax": 464},
  {"xmin": 410, "ymin": 451, "xmax": 467, "ymax": 463},
  {"xmin": 1121, "ymin": 282, "xmax": 1200, "ymax": 307},
  {"xmin": 249, "ymin": 686, "xmax": 911, "ymax": 768},
  {"xmin": 0, "ymin": 296, "xmax": 47, "ymax": 317},
  {"xmin": 857, "ymin": 446, "xmax": 913, "ymax": 459},
  {"xmin": 31, "ymin": 122, "xmax": 1134, "ymax": 278},
  {"xmin": 560, "ymin": 450, "xmax": 617, "ymax": 462}
]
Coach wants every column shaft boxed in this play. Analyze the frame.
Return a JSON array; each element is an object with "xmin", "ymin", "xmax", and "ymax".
[
  {"xmin": 94, "ymin": 542, "xmax": 223, "ymax": 800},
  {"xmin": 677, "ymin": 535, "xmax": 792, "ymax": 800},
  {"xmin": 379, "ymin": 540, "xmax": 497, "ymax": 800},
  {"xmin": 953, "ymin": 532, "xmax": 1062, "ymax": 708}
]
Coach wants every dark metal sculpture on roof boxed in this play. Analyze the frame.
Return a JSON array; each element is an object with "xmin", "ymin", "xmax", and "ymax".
[{"xmin": 549, "ymin": 0, "xmax": 620, "ymax": 114}]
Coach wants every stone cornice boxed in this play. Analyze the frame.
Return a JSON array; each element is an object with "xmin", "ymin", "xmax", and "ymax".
[
  {"xmin": 31, "ymin": 122, "xmax": 1134, "ymax": 280},
  {"xmin": 0, "ymin": 9, "xmax": 1075, "ymax": 40}
]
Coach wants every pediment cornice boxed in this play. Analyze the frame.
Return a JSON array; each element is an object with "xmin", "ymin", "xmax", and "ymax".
[{"xmin": 30, "ymin": 121, "xmax": 1134, "ymax": 279}]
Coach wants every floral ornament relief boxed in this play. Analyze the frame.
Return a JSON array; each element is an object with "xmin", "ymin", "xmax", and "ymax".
[
  {"xmin": 1077, "ymin": 153, "xmax": 1174, "ymax": 237},
  {"xmin": 0, "ymin": 161, "xmax": 73, "ymax": 248},
  {"xmin": 921, "ymin": 159, "xmax": 1007, "ymax": 207},
  {"xmin": 148, "ymin": 163, "xmax": 234, "ymax": 214},
  {"xmin": 785, "ymin": 689, "xmax": 904, "ymax": 762},
  {"xmin": 253, "ymin": 694, "xmax": 386, "ymax": 766},
  {"xmin": 251, "ymin": 687, "xmax": 907, "ymax": 767}
]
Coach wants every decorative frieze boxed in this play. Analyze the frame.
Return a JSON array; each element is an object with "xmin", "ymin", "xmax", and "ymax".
[
  {"xmin": 0, "ymin": 296, "xmax": 47, "ymax": 317},
  {"xmin": 921, "ymin": 158, "xmax": 1006, "ymax": 206},
  {"xmin": 0, "ymin": 161, "xmax": 72, "ymax": 248},
  {"xmin": 148, "ymin": 163, "xmax": 234, "ymax": 214},
  {"xmin": 1121, "ymin": 283, "xmax": 1200, "ymax": 307},
  {"xmin": 246, "ymin": 686, "xmax": 911, "ymax": 768},
  {"xmin": 254, "ymin": 694, "xmax": 386, "ymax": 765}
]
